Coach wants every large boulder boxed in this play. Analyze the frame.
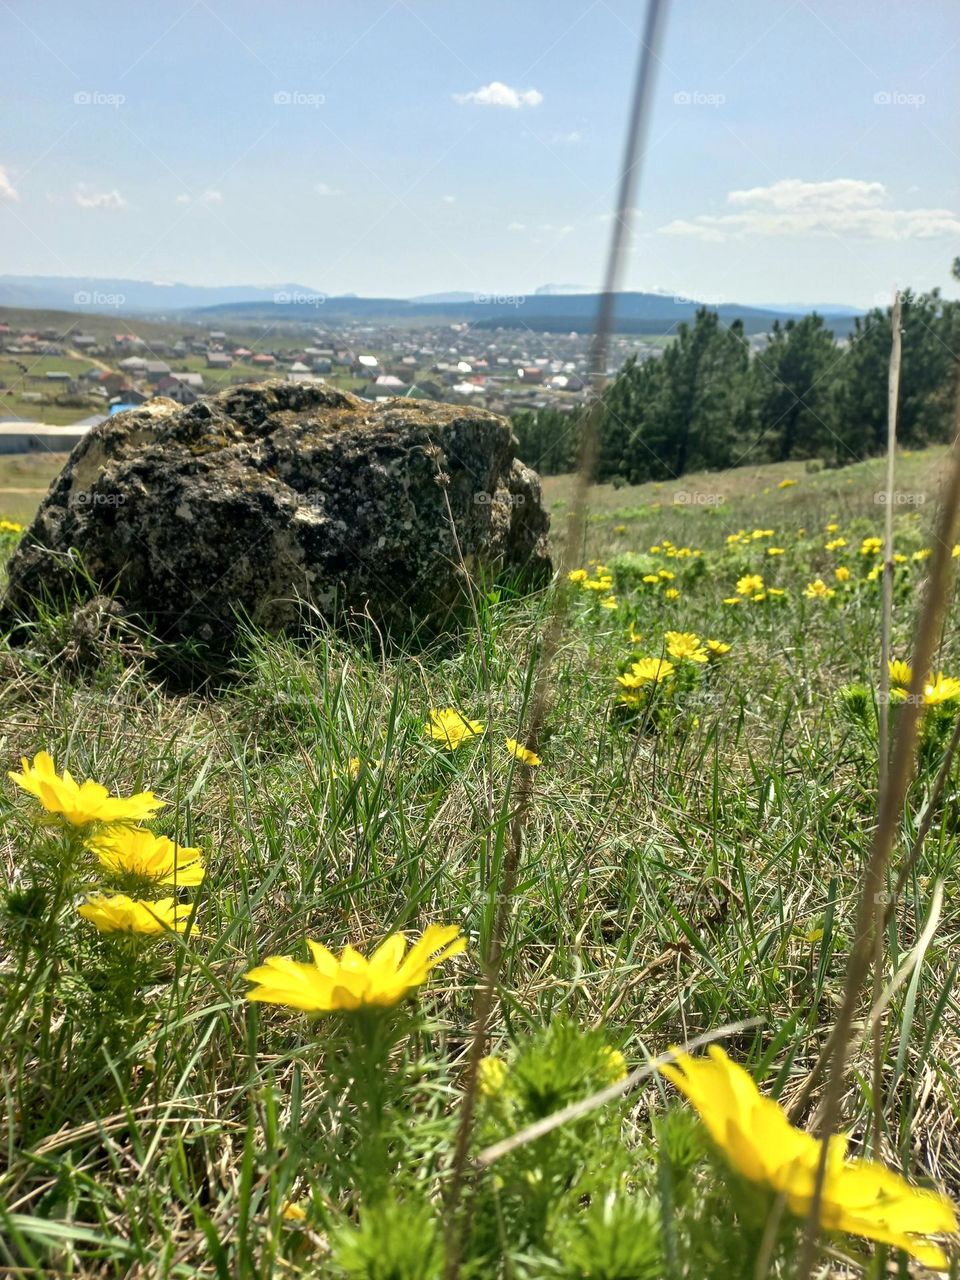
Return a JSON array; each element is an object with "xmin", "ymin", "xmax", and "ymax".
[{"xmin": 2, "ymin": 383, "xmax": 551, "ymax": 648}]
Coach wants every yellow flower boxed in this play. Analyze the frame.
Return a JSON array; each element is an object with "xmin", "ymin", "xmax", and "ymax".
[
  {"xmin": 665, "ymin": 631, "xmax": 709, "ymax": 663},
  {"xmin": 861, "ymin": 536, "xmax": 883, "ymax": 556},
  {"xmin": 0, "ymin": 518, "xmax": 24, "ymax": 534},
  {"xmin": 614, "ymin": 524, "xmax": 626, "ymax": 534},
  {"xmin": 826, "ymin": 522, "xmax": 840, "ymax": 534},
  {"xmin": 804, "ymin": 578, "xmax": 835, "ymax": 600},
  {"xmin": 736, "ymin": 574, "xmax": 764, "ymax": 598},
  {"xmin": 332, "ymin": 756, "xmax": 380, "ymax": 780},
  {"xmin": 649, "ymin": 544, "xmax": 662, "ymax": 554},
  {"xmin": 777, "ymin": 478, "xmax": 796, "ymax": 489},
  {"xmin": 664, "ymin": 588, "xmax": 680, "ymax": 600},
  {"xmin": 825, "ymin": 538, "xmax": 847, "ymax": 551},
  {"xmin": 505, "ymin": 738, "xmax": 541, "ymax": 767},
  {"xmin": 244, "ymin": 924, "xmax": 465, "ymax": 1014},
  {"xmin": 888, "ymin": 659, "xmax": 912, "ymax": 688},
  {"xmin": 867, "ymin": 564, "xmax": 882, "ymax": 582},
  {"xmin": 567, "ymin": 568, "xmax": 588, "ymax": 583},
  {"xmin": 583, "ymin": 575, "xmax": 614, "ymax": 591},
  {"xmin": 627, "ymin": 624, "xmax": 644, "ymax": 645},
  {"xmin": 726, "ymin": 531, "xmax": 746, "ymax": 546},
  {"xmin": 8, "ymin": 752, "xmax": 163, "ymax": 828},
  {"xmin": 85, "ymin": 826, "xmax": 204, "ymax": 885},
  {"xmin": 617, "ymin": 657, "xmax": 675, "ymax": 689},
  {"xmin": 660, "ymin": 1047, "xmax": 956, "ymax": 1268},
  {"xmin": 658, "ymin": 569, "xmax": 676, "ymax": 581},
  {"xmin": 602, "ymin": 1047, "xmax": 628, "ymax": 1082},
  {"xmin": 426, "ymin": 708, "xmax": 484, "ymax": 750},
  {"xmin": 599, "ymin": 595, "xmax": 619, "ymax": 610},
  {"xmin": 723, "ymin": 596, "xmax": 742, "ymax": 606},
  {"xmin": 281, "ymin": 1201, "xmax": 307, "ymax": 1223},
  {"xmin": 767, "ymin": 547, "xmax": 785, "ymax": 556},
  {"xmin": 642, "ymin": 573, "xmax": 660, "ymax": 585},
  {"xmin": 912, "ymin": 548, "xmax": 932, "ymax": 562},
  {"xmin": 78, "ymin": 894, "xmax": 191, "ymax": 935},
  {"xmin": 834, "ymin": 566, "xmax": 851, "ymax": 582},
  {"xmin": 478, "ymin": 1055, "xmax": 508, "ymax": 1097},
  {"xmin": 706, "ymin": 639, "xmax": 731, "ymax": 655},
  {"xmin": 923, "ymin": 675, "xmax": 960, "ymax": 706},
  {"xmin": 952, "ymin": 544, "xmax": 960, "ymax": 558}
]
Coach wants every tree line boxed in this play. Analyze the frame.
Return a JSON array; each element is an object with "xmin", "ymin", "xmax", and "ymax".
[{"xmin": 511, "ymin": 289, "xmax": 960, "ymax": 481}]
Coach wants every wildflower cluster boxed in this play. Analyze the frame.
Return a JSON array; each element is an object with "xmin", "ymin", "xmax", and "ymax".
[
  {"xmin": 8, "ymin": 751, "xmax": 199, "ymax": 937},
  {"xmin": 425, "ymin": 707, "xmax": 541, "ymax": 765}
]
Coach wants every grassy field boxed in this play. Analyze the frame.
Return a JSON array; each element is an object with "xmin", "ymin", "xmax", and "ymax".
[{"xmin": 1, "ymin": 447, "xmax": 959, "ymax": 1276}]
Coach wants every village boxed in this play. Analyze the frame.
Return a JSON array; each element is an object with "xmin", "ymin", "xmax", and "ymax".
[{"xmin": 0, "ymin": 308, "xmax": 667, "ymax": 445}]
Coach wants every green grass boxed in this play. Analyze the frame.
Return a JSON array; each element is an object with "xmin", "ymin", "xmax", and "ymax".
[{"xmin": 1, "ymin": 448, "xmax": 959, "ymax": 1276}]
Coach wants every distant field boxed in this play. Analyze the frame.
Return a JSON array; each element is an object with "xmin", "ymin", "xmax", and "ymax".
[{"xmin": 0, "ymin": 451, "xmax": 68, "ymax": 522}]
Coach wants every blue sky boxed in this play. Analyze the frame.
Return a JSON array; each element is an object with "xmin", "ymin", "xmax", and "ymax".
[{"xmin": 2, "ymin": 0, "xmax": 958, "ymax": 307}]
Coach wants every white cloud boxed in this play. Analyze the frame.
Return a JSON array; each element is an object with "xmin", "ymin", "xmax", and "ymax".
[
  {"xmin": 74, "ymin": 185, "xmax": 127, "ymax": 210},
  {"xmin": 454, "ymin": 81, "xmax": 543, "ymax": 109},
  {"xmin": 441, "ymin": 194, "xmax": 456, "ymax": 203},
  {"xmin": 659, "ymin": 178, "xmax": 960, "ymax": 242},
  {"xmin": 545, "ymin": 130, "xmax": 582, "ymax": 145},
  {"xmin": 0, "ymin": 165, "xmax": 19, "ymax": 201},
  {"xmin": 539, "ymin": 222, "xmax": 574, "ymax": 235},
  {"xmin": 177, "ymin": 189, "xmax": 223, "ymax": 206},
  {"xmin": 314, "ymin": 182, "xmax": 343, "ymax": 196},
  {"xmin": 507, "ymin": 221, "xmax": 526, "ymax": 231}
]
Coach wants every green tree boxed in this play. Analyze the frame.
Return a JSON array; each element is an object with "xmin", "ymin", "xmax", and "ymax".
[{"xmin": 750, "ymin": 314, "xmax": 839, "ymax": 462}]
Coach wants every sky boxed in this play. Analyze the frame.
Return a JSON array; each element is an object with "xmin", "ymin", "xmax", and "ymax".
[{"xmin": 1, "ymin": 0, "xmax": 958, "ymax": 308}]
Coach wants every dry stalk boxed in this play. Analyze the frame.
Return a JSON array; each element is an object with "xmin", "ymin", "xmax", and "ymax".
[
  {"xmin": 441, "ymin": 3, "xmax": 668, "ymax": 1275},
  {"xmin": 794, "ymin": 402, "xmax": 960, "ymax": 1278}
]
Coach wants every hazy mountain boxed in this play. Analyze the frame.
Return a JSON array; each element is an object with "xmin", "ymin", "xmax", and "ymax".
[
  {"xmin": 0, "ymin": 275, "xmax": 322, "ymax": 314},
  {"xmin": 0, "ymin": 275, "xmax": 862, "ymax": 337}
]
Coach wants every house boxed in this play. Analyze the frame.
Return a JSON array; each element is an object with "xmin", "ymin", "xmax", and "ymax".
[
  {"xmin": 118, "ymin": 356, "xmax": 148, "ymax": 374},
  {"xmin": 250, "ymin": 353, "xmax": 275, "ymax": 366},
  {"xmin": 73, "ymin": 334, "xmax": 98, "ymax": 349},
  {"xmin": 144, "ymin": 361, "xmax": 172, "ymax": 382},
  {"xmin": 109, "ymin": 390, "xmax": 148, "ymax": 408},
  {"xmin": 374, "ymin": 374, "xmax": 405, "ymax": 390},
  {"xmin": 518, "ymin": 367, "xmax": 544, "ymax": 384},
  {"xmin": 206, "ymin": 352, "xmax": 232, "ymax": 369},
  {"xmin": 154, "ymin": 379, "xmax": 200, "ymax": 405},
  {"xmin": 286, "ymin": 361, "xmax": 316, "ymax": 384},
  {"xmin": 170, "ymin": 372, "xmax": 204, "ymax": 389}
]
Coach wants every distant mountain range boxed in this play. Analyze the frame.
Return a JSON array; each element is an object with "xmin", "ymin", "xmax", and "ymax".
[{"xmin": 0, "ymin": 274, "xmax": 864, "ymax": 337}]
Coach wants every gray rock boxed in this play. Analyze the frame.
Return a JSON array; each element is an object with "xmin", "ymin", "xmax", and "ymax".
[{"xmin": 2, "ymin": 382, "xmax": 552, "ymax": 648}]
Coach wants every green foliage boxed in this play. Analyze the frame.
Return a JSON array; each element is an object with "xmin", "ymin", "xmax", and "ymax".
[{"xmin": 518, "ymin": 292, "xmax": 960, "ymax": 480}]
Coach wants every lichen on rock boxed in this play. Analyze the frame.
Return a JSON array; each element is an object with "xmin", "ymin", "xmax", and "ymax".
[{"xmin": 2, "ymin": 382, "xmax": 552, "ymax": 649}]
